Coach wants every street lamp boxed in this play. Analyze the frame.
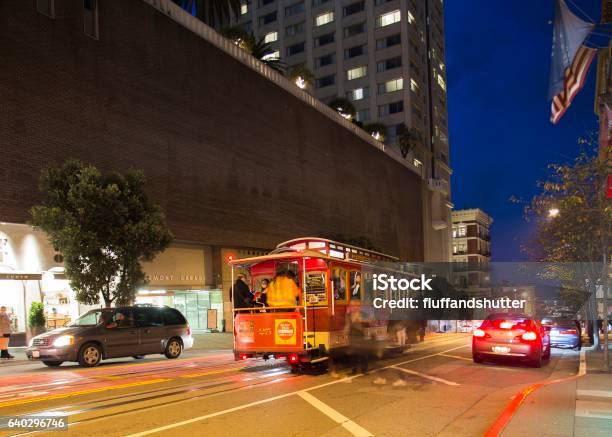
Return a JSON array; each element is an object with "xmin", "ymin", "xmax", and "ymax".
[{"xmin": 548, "ymin": 207, "xmax": 560, "ymax": 218}]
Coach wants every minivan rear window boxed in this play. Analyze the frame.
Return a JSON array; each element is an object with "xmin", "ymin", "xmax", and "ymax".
[{"xmin": 163, "ymin": 308, "xmax": 186, "ymax": 325}]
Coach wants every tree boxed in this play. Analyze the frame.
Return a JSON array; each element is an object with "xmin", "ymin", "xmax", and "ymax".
[
  {"xmin": 172, "ymin": 0, "xmax": 240, "ymax": 26},
  {"xmin": 31, "ymin": 160, "xmax": 173, "ymax": 307},
  {"xmin": 328, "ymin": 97, "xmax": 356, "ymax": 121},
  {"xmin": 397, "ymin": 123, "xmax": 422, "ymax": 158},
  {"xmin": 219, "ymin": 26, "xmax": 286, "ymax": 73},
  {"xmin": 523, "ymin": 143, "xmax": 610, "ymax": 343}
]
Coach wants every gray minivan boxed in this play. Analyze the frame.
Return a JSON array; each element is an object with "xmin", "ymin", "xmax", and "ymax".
[{"xmin": 26, "ymin": 305, "xmax": 193, "ymax": 367}]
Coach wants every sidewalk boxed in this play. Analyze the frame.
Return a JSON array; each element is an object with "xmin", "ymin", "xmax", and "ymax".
[
  {"xmin": 574, "ymin": 348, "xmax": 612, "ymax": 436},
  {"xmin": 501, "ymin": 344, "xmax": 612, "ymax": 436}
]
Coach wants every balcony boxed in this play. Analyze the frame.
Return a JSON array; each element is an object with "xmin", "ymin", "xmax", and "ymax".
[{"xmin": 428, "ymin": 177, "xmax": 449, "ymax": 195}]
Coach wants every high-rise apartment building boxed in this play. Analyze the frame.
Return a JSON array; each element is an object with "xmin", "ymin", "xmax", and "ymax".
[{"xmin": 228, "ymin": 0, "xmax": 452, "ymax": 261}]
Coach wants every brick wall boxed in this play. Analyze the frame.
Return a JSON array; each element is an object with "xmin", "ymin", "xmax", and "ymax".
[{"xmin": 0, "ymin": 0, "xmax": 424, "ymax": 261}]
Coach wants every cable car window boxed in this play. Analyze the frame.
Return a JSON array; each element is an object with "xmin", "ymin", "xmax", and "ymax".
[
  {"xmin": 332, "ymin": 267, "xmax": 347, "ymax": 301},
  {"xmin": 349, "ymin": 271, "xmax": 362, "ymax": 300}
]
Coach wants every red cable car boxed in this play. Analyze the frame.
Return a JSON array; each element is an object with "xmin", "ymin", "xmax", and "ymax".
[{"xmin": 229, "ymin": 237, "xmax": 401, "ymax": 371}]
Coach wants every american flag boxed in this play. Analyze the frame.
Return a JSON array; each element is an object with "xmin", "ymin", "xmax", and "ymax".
[{"xmin": 551, "ymin": 44, "xmax": 597, "ymax": 124}]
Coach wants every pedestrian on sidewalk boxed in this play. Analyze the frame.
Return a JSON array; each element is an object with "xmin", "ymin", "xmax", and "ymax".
[{"xmin": 0, "ymin": 306, "xmax": 14, "ymax": 359}]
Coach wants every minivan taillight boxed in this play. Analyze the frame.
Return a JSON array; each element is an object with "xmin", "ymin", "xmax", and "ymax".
[{"xmin": 187, "ymin": 325, "xmax": 191, "ymax": 336}]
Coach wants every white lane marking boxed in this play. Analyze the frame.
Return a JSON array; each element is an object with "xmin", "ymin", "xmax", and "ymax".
[
  {"xmin": 579, "ymin": 348, "xmax": 586, "ymax": 376},
  {"xmin": 577, "ymin": 390, "xmax": 612, "ymax": 399},
  {"xmin": 390, "ymin": 366, "xmax": 460, "ymax": 386},
  {"xmin": 125, "ymin": 341, "xmax": 470, "ymax": 437},
  {"xmin": 575, "ymin": 400, "xmax": 612, "ymax": 420},
  {"xmin": 438, "ymin": 353, "xmax": 472, "ymax": 361},
  {"xmin": 391, "ymin": 344, "xmax": 470, "ymax": 367},
  {"xmin": 297, "ymin": 391, "xmax": 373, "ymax": 437}
]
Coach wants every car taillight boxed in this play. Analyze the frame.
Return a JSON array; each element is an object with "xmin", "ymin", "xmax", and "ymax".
[
  {"xmin": 499, "ymin": 322, "xmax": 513, "ymax": 329},
  {"xmin": 560, "ymin": 329, "xmax": 577, "ymax": 335},
  {"xmin": 187, "ymin": 325, "xmax": 191, "ymax": 336},
  {"xmin": 473, "ymin": 329, "xmax": 486, "ymax": 338},
  {"xmin": 240, "ymin": 353, "xmax": 249, "ymax": 360},
  {"xmin": 521, "ymin": 331, "xmax": 537, "ymax": 341},
  {"xmin": 288, "ymin": 353, "xmax": 299, "ymax": 364}
]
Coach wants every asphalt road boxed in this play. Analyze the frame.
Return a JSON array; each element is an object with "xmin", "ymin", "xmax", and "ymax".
[{"xmin": 0, "ymin": 334, "xmax": 580, "ymax": 437}]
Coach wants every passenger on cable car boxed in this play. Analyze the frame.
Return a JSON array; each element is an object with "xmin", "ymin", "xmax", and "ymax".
[
  {"xmin": 231, "ymin": 274, "xmax": 253, "ymax": 309},
  {"xmin": 266, "ymin": 271, "xmax": 301, "ymax": 308},
  {"xmin": 252, "ymin": 278, "xmax": 269, "ymax": 307}
]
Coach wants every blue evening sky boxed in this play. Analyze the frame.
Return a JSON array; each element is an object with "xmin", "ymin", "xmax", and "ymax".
[{"xmin": 445, "ymin": 0, "xmax": 604, "ymax": 261}]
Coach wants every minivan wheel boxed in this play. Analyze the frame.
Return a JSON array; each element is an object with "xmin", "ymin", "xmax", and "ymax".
[
  {"xmin": 43, "ymin": 361, "xmax": 63, "ymax": 367},
  {"xmin": 79, "ymin": 343, "xmax": 102, "ymax": 367},
  {"xmin": 165, "ymin": 338, "xmax": 182, "ymax": 359}
]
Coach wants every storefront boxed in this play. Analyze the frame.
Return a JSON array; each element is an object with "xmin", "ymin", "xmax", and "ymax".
[
  {"xmin": 139, "ymin": 244, "xmax": 223, "ymax": 332},
  {"xmin": 0, "ymin": 223, "xmax": 89, "ymax": 344}
]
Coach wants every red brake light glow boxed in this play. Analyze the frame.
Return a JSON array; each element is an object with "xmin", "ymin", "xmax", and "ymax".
[
  {"xmin": 473, "ymin": 329, "xmax": 486, "ymax": 338},
  {"xmin": 521, "ymin": 331, "xmax": 537, "ymax": 341},
  {"xmin": 187, "ymin": 325, "xmax": 191, "ymax": 336},
  {"xmin": 499, "ymin": 321, "xmax": 513, "ymax": 329},
  {"xmin": 288, "ymin": 353, "xmax": 299, "ymax": 364},
  {"xmin": 560, "ymin": 329, "xmax": 577, "ymax": 335}
]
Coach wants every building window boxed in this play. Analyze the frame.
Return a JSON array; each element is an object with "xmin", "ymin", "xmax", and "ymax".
[
  {"xmin": 259, "ymin": 11, "xmax": 277, "ymax": 25},
  {"xmin": 377, "ymin": 56, "xmax": 402, "ymax": 72},
  {"xmin": 316, "ymin": 74, "xmax": 336, "ymax": 88},
  {"xmin": 285, "ymin": 2, "xmax": 305, "ymax": 17},
  {"xmin": 375, "ymin": 0, "xmax": 393, "ymax": 5},
  {"xmin": 286, "ymin": 21, "xmax": 305, "ymax": 36},
  {"xmin": 241, "ymin": 21, "xmax": 253, "ymax": 33},
  {"xmin": 456, "ymin": 226, "xmax": 466, "ymax": 237},
  {"xmin": 346, "ymin": 66, "xmax": 367, "ymax": 80},
  {"xmin": 344, "ymin": 22, "xmax": 366, "ymax": 38},
  {"xmin": 344, "ymin": 1, "xmax": 365, "ymax": 16},
  {"xmin": 314, "ymin": 11, "xmax": 334, "ymax": 27},
  {"xmin": 376, "ymin": 33, "xmax": 401, "ymax": 50},
  {"xmin": 346, "ymin": 87, "xmax": 368, "ymax": 101},
  {"xmin": 376, "ymin": 10, "xmax": 400, "ymax": 28},
  {"xmin": 356, "ymin": 109, "xmax": 370, "ymax": 122},
  {"xmin": 83, "ymin": 0, "xmax": 99, "ymax": 40},
  {"xmin": 312, "ymin": 0, "xmax": 331, "ymax": 6},
  {"xmin": 287, "ymin": 41, "xmax": 305, "ymax": 56},
  {"xmin": 378, "ymin": 77, "xmax": 403, "ymax": 94},
  {"xmin": 259, "ymin": 0, "xmax": 275, "ymax": 5},
  {"xmin": 264, "ymin": 31, "xmax": 278, "ymax": 43},
  {"xmin": 344, "ymin": 45, "xmax": 366, "ymax": 59},
  {"xmin": 240, "ymin": 2, "xmax": 249, "ymax": 15},
  {"xmin": 379, "ymin": 101, "xmax": 404, "ymax": 117},
  {"xmin": 314, "ymin": 32, "xmax": 335, "ymax": 47},
  {"xmin": 261, "ymin": 50, "xmax": 280, "ymax": 61},
  {"xmin": 36, "ymin": 0, "xmax": 55, "ymax": 18},
  {"xmin": 315, "ymin": 53, "xmax": 335, "ymax": 68}
]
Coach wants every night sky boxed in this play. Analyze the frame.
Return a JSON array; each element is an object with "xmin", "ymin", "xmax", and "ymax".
[{"xmin": 445, "ymin": 0, "xmax": 604, "ymax": 261}]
